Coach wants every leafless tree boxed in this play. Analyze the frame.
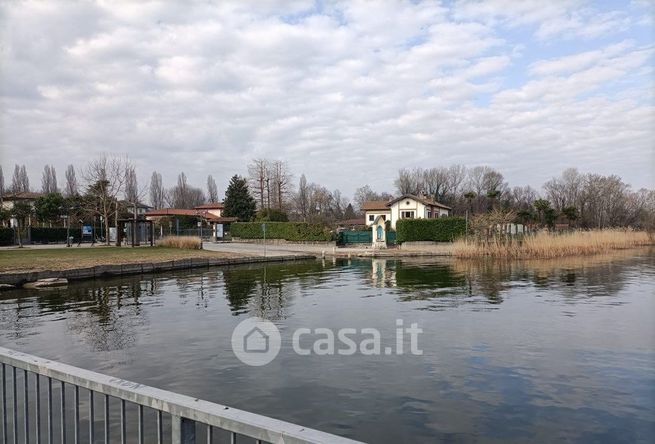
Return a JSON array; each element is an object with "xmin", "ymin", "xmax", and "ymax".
[
  {"xmin": 124, "ymin": 165, "xmax": 139, "ymax": 203},
  {"xmin": 65, "ymin": 164, "xmax": 78, "ymax": 196},
  {"xmin": 41, "ymin": 165, "xmax": 58, "ymax": 194},
  {"xmin": 82, "ymin": 154, "xmax": 130, "ymax": 245},
  {"xmin": 269, "ymin": 160, "xmax": 292, "ymax": 210},
  {"xmin": 248, "ymin": 158, "xmax": 269, "ymax": 209},
  {"xmin": 168, "ymin": 172, "xmax": 205, "ymax": 208},
  {"xmin": 296, "ymin": 174, "xmax": 309, "ymax": 221},
  {"xmin": 11, "ymin": 164, "xmax": 30, "ymax": 193},
  {"xmin": 353, "ymin": 185, "xmax": 393, "ymax": 211},
  {"xmin": 207, "ymin": 175, "xmax": 218, "ymax": 202},
  {"xmin": 149, "ymin": 171, "xmax": 166, "ymax": 209}
]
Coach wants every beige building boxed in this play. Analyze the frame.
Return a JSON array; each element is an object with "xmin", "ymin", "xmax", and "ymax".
[
  {"xmin": 363, "ymin": 194, "xmax": 450, "ymax": 230},
  {"xmin": 1, "ymin": 192, "xmax": 44, "ymax": 227}
]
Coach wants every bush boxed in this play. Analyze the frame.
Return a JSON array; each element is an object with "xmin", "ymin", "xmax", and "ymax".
[
  {"xmin": 0, "ymin": 228, "xmax": 14, "ymax": 246},
  {"xmin": 396, "ymin": 217, "xmax": 466, "ymax": 243},
  {"xmin": 255, "ymin": 208, "xmax": 289, "ymax": 222},
  {"xmin": 231, "ymin": 222, "xmax": 333, "ymax": 241},
  {"xmin": 158, "ymin": 236, "xmax": 201, "ymax": 249},
  {"xmin": 30, "ymin": 227, "xmax": 82, "ymax": 244}
]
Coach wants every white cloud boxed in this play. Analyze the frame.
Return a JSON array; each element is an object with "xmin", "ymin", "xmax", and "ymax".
[{"xmin": 0, "ymin": 0, "xmax": 653, "ymax": 197}]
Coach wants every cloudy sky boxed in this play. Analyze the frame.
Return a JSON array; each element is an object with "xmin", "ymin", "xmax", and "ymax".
[{"xmin": 1, "ymin": 0, "xmax": 653, "ymax": 199}]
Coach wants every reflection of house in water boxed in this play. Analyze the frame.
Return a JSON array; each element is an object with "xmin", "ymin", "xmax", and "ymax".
[{"xmin": 370, "ymin": 259, "xmax": 397, "ymax": 288}]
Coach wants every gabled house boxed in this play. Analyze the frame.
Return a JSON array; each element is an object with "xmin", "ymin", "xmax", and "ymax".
[{"xmin": 363, "ymin": 194, "xmax": 451, "ymax": 230}]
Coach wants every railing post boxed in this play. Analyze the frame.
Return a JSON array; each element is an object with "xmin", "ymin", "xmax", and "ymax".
[{"xmin": 171, "ymin": 415, "xmax": 196, "ymax": 444}]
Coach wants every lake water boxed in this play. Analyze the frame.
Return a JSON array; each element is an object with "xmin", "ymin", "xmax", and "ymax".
[{"xmin": 1, "ymin": 250, "xmax": 654, "ymax": 443}]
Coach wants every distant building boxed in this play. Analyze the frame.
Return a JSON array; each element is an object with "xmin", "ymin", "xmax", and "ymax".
[
  {"xmin": 1, "ymin": 191, "xmax": 44, "ymax": 227},
  {"xmin": 363, "ymin": 194, "xmax": 451, "ymax": 229}
]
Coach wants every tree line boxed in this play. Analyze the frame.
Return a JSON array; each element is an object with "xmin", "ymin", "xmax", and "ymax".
[{"xmin": 1, "ymin": 158, "xmax": 653, "ymax": 232}]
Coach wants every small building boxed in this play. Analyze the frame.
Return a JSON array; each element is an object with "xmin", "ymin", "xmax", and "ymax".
[
  {"xmin": 363, "ymin": 194, "xmax": 451, "ymax": 230},
  {"xmin": 1, "ymin": 191, "xmax": 44, "ymax": 227},
  {"xmin": 194, "ymin": 202, "xmax": 224, "ymax": 218}
]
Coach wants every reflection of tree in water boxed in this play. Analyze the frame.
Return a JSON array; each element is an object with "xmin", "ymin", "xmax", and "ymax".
[
  {"xmin": 0, "ymin": 291, "xmax": 46, "ymax": 340},
  {"xmin": 221, "ymin": 261, "xmax": 338, "ymax": 319},
  {"xmin": 63, "ymin": 277, "xmax": 155, "ymax": 352},
  {"xmin": 452, "ymin": 249, "xmax": 649, "ymax": 302}
]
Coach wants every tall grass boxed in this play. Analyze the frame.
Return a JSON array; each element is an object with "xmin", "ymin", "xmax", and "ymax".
[
  {"xmin": 157, "ymin": 236, "xmax": 202, "ymax": 250},
  {"xmin": 453, "ymin": 229, "xmax": 652, "ymax": 259}
]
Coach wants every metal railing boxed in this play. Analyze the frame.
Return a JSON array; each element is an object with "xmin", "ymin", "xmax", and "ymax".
[{"xmin": 0, "ymin": 347, "xmax": 362, "ymax": 444}]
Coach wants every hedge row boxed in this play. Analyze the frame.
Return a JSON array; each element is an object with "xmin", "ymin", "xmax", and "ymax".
[
  {"xmin": 30, "ymin": 227, "xmax": 82, "ymax": 244},
  {"xmin": 231, "ymin": 222, "xmax": 333, "ymax": 241},
  {"xmin": 396, "ymin": 217, "xmax": 466, "ymax": 242},
  {"xmin": 0, "ymin": 228, "xmax": 14, "ymax": 246}
]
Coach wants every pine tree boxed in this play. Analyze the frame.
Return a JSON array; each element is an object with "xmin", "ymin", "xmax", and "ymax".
[{"xmin": 223, "ymin": 175, "xmax": 256, "ymax": 221}]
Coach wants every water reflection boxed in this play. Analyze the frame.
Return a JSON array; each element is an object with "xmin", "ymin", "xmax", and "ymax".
[{"xmin": 0, "ymin": 249, "xmax": 653, "ymax": 443}]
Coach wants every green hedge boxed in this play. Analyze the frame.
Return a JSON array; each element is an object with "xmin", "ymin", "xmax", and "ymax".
[
  {"xmin": 0, "ymin": 228, "xmax": 14, "ymax": 246},
  {"xmin": 396, "ymin": 217, "xmax": 466, "ymax": 243},
  {"xmin": 231, "ymin": 222, "xmax": 333, "ymax": 241},
  {"xmin": 30, "ymin": 227, "xmax": 82, "ymax": 244}
]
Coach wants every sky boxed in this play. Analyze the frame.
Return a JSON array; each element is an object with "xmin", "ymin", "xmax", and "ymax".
[{"xmin": 1, "ymin": 0, "xmax": 654, "ymax": 200}]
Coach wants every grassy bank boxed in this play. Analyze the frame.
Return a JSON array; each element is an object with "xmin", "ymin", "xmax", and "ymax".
[
  {"xmin": 0, "ymin": 247, "xmax": 237, "ymax": 273},
  {"xmin": 453, "ymin": 229, "xmax": 652, "ymax": 259}
]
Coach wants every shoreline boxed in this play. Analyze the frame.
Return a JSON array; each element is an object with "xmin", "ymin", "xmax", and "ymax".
[{"xmin": 0, "ymin": 254, "xmax": 316, "ymax": 288}]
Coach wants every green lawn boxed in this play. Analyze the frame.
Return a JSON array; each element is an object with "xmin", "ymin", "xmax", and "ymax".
[{"xmin": 0, "ymin": 247, "xmax": 237, "ymax": 272}]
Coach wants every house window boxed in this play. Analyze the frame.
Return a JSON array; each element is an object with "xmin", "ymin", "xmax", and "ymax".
[
  {"xmin": 368, "ymin": 215, "xmax": 375, "ymax": 222},
  {"xmin": 381, "ymin": 215, "xmax": 386, "ymax": 221},
  {"xmin": 427, "ymin": 211, "xmax": 432, "ymax": 218},
  {"xmin": 401, "ymin": 211, "xmax": 414, "ymax": 219}
]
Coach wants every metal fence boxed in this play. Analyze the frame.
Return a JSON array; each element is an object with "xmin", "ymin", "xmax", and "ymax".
[{"xmin": 0, "ymin": 347, "xmax": 362, "ymax": 444}]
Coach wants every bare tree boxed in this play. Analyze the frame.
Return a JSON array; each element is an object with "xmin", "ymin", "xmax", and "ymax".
[
  {"xmin": 168, "ymin": 172, "xmax": 205, "ymax": 208},
  {"xmin": 248, "ymin": 158, "xmax": 269, "ymax": 209},
  {"xmin": 149, "ymin": 171, "xmax": 166, "ymax": 209},
  {"xmin": 207, "ymin": 175, "xmax": 218, "ymax": 202},
  {"xmin": 269, "ymin": 160, "xmax": 292, "ymax": 210},
  {"xmin": 296, "ymin": 174, "xmax": 309, "ymax": 221},
  {"xmin": 124, "ymin": 165, "xmax": 139, "ymax": 203},
  {"xmin": 83, "ymin": 154, "xmax": 130, "ymax": 245},
  {"xmin": 65, "ymin": 164, "xmax": 78, "ymax": 196},
  {"xmin": 11, "ymin": 164, "xmax": 30, "ymax": 193},
  {"xmin": 354, "ymin": 185, "xmax": 393, "ymax": 211},
  {"xmin": 394, "ymin": 167, "xmax": 424, "ymax": 195},
  {"xmin": 41, "ymin": 165, "xmax": 58, "ymax": 194}
]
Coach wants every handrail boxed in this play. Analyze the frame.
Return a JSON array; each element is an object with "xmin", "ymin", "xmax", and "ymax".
[{"xmin": 0, "ymin": 347, "xmax": 363, "ymax": 444}]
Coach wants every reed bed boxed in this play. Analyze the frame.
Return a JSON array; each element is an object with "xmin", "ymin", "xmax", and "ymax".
[
  {"xmin": 157, "ymin": 236, "xmax": 202, "ymax": 250},
  {"xmin": 453, "ymin": 229, "xmax": 652, "ymax": 259}
]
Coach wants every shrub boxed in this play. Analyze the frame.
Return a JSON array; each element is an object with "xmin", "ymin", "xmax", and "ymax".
[
  {"xmin": 0, "ymin": 228, "xmax": 14, "ymax": 246},
  {"xmin": 255, "ymin": 208, "xmax": 289, "ymax": 222},
  {"xmin": 396, "ymin": 217, "xmax": 466, "ymax": 243},
  {"xmin": 231, "ymin": 222, "xmax": 333, "ymax": 241},
  {"xmin": 158, "ymin": 236, "xmax": 201, "ymax": 249}
]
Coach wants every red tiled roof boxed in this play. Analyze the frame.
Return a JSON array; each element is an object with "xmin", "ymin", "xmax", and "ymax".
[
  {"xmin": 361, "ymin": 200, "xmax": 390, "ymax": 211},
  {"xmin": 3, "ymin": 191, "xmax": 44, "ymax": 200},
  {"xmin": 194, "ymin": 202, "xmax": 224, "ymax": 210},
  {"xmin": 145, "ymin": 208, "xmax": 201, "ymax": 217}
]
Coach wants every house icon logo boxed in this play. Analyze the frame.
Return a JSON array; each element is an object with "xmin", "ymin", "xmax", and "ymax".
[
  {"xmin": 243, "ymin": 326, "xmax": 269, "ymax": 353},
  {"xmin": 231, "ymin": 317, "xmax": 281, "ymax": 366}
]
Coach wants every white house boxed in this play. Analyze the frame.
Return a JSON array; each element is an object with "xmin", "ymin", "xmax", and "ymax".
[{"xmin": 363, "ymin": 194, "xmax": 451, "ymax": 230}]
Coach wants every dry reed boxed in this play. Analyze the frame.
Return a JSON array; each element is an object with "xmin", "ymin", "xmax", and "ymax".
[
  {"xmin": 453, "ymin": 229, "xmax": 652, "ymax": 259},
  {"xmin": 157, "ymin": 236, "xmax": 202, "ymax": 250}
]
